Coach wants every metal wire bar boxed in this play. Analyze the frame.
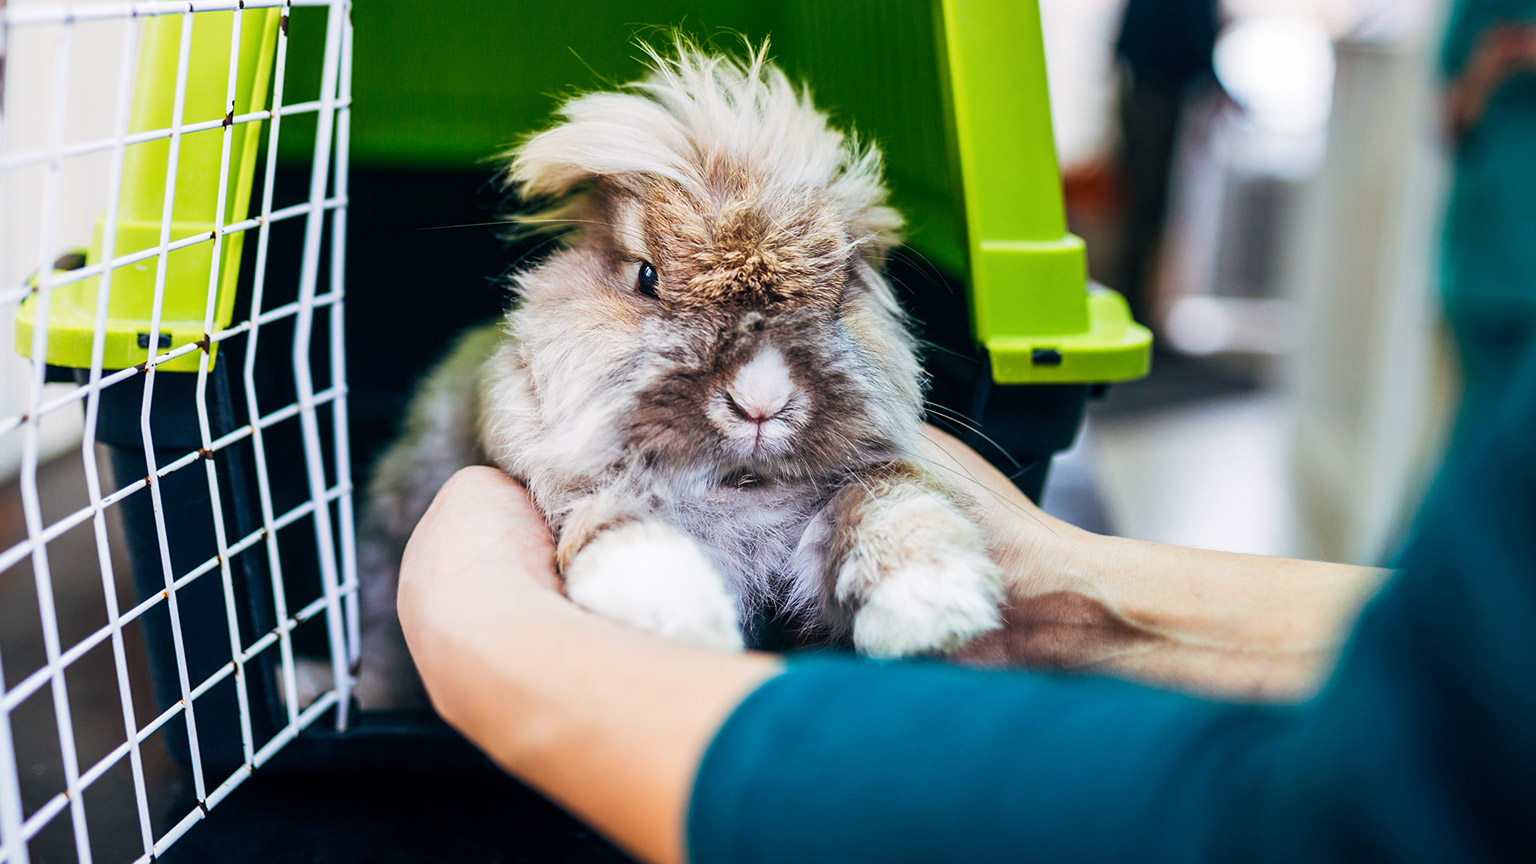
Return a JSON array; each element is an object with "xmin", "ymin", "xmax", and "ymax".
[
  {"xmin": 18, "ymin": 20, "xmax": 95, "ymax": 864},
  {"xmin": 0, "ymin": 98, "xmax": 350, "ymax": 173},
  {"xmin": 0, "ymin": 659, "xmax": 27, "ymax": 864},
  {"xmin": 14, "ymin": 586, "xmax": 344, "ymax": 843},
  {"xmin": 190, "ymin": 4, "xmax": 257, "ymax": 773},
  {"xmin": 11, "ymin": 288, "xmax": 343, "ymax": 428},
  {"xmin": 2, "ymin": 480, "xmax": 350, "ymax": 721},
  {"xmin": 0, "ymin": 384, "xmax": 346, "ymax": 579},
  {"xmin": 0, "ymin": 11, "xmax": 30, "ymax": 864},
  {"xmin": 243, "ymin": 0, "xmax": 305, "ymax": 728},
  {"xmin": 136, "ymin": 689, "xmax": 340, "ymax": 864},
  {"xmin": 4, "ymin": 687, "xmax": 344, "ymax": 864},
  {"xmin": 333, "ymin": 0, "xmax": 361, "ymax": 674},
  {"xmin": 0, "ymin": 196, "xmax": 346, "ymax": 307},
  {"xmin": 1, "ymin": 3, "xmax": 359, "ymax": 859},
  {"xmin": 75, "ymin": 15, "xmax": 158, "ymax": 860},
  {"xmin": 289, "ymin": 0, "xmax": 353, "ymax": 730},
  {"xmin": 135, "ymin": 9, "xmax": 210, "ymax": 806}
]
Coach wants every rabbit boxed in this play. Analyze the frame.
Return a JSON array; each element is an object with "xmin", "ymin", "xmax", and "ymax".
[{"xmin": 353, "ymin": 39, "xmax": 1006, "ymax": 710}]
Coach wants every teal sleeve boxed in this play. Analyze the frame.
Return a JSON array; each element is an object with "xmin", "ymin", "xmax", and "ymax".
[
  {"xmin": 690, "ymin": 660, "xmax": 1290, "ymax": 863},
  {"xmin": 1440, "ymin": 0, "xmax": 1478, "ymax": 78},
  {"xmin": 688, "ymin": 350, "xmax": 1536, "ymax": 863}
]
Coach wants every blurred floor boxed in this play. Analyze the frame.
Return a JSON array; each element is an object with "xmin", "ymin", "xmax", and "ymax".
[
  {"xmin": 1045, "ymin": 350, "xmax": 1301, "ymax": 558},
  {"xmin": 0, "ymin": 453, "xmax": 181, "ymax": 863},
  {"xmin": 1089, "ymin": 391, "xmax": 1299, "ymax": 557}
]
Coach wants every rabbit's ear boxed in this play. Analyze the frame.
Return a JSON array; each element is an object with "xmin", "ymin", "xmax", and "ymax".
[
  {"xmin": 852, "ymin": 201, "xmax": 903, "ymax": 269},
  {"xmin": 506, "ymin": 92, "xmax": 694, "ymax": 201},
  {"xmin": 831, "ymin": 141, "xmax": 903, "ymax": 269}
]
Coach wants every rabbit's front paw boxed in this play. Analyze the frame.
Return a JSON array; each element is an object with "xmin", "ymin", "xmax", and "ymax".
[
  {"xmin": 565, "ymin": 520, "xmax": 745, "ymax": 651},
  {"xmin": 851, "ymin": 556, "xmax": 1004, "ymax": 657},
  {"xmin": 838, "ymin": 495, "xmax": 1004, "ymax": 657}
]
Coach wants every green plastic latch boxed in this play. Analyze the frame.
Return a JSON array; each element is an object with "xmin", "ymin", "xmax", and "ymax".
[
  {"xmin": 16, "ymin": 8, "xmax": 280, "ymax": 373},
  {"xmin": 937, "ymin": 0, "xmax": 1151, "ymax": 384}
]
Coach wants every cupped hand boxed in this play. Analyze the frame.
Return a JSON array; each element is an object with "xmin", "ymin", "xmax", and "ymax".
[
  {"xmin": 395, "ymin": 466, "xmax": 563, "ymax": 727},
  {"xmin": 915, "ymin": 427, "xmax": 1162, "ymax": 672}
]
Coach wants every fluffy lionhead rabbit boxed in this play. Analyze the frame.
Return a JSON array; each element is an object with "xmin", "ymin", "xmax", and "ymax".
[{"xmin": 356, "ymin": 40, "xmax": 1007, "ymax": 709}]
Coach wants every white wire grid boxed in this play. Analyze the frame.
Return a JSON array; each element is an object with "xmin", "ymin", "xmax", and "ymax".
[{"xmin": 0, "ymin": 2, "xmax": 358, "ymax": 861}]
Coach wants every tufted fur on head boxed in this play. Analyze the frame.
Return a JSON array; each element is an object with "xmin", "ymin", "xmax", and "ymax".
[
  {"xmin": 475, "ymin": 35, "xmax": 926, "ymax": 492},
  {"xmin": 505, "ymin": 37, "xmax": 904, "ymax": 270}
]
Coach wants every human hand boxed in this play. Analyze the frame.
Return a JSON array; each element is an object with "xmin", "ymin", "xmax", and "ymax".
[
  {"xmin": 1451, "ymin": 22, "xmax": 1536, "ymax": 137},
  {"xmin": 1479, "ymin": 23, "xmax": 1536, "ymax": 72},
  {"xmin": 394, "ymin": 466, "xmax": 562, "ymax": 729},
  {"xmin": 918, "ymin": 426, "xmax": 1386, "ymax": 701},
  {"xmin": 915, "ymin": 427, "xmax": 1158, "ymax": 673},
  {"xmin": 396, "ymin": 467, "xmax": 776, "ymax": 864}
]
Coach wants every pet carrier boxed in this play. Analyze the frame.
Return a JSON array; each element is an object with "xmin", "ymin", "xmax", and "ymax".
[
  {"xmin": 3, "ymin": 2, "xmax": 358, "ymax": 861},
  {"xmin": 1, "ymin": 0, "xmax": 1149, "ymax": 861}
]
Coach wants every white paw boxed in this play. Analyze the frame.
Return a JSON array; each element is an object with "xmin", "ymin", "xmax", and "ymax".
[
  {"xmin": 850, "ymin": 555, "xmax": 1004, "ymax": 658},
  {"xmin": 565, "ymin": 520, "xmax": 745, "ymax": 651}
]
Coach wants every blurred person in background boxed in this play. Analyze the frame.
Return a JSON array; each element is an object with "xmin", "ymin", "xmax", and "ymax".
[
  {"xmin": 1440, "ymin": 0, "xmax": 1536, "ymax": 462},
  {"xmin": 1113, "ymin": 0, "xmax": 1221, "ymax": 329}
]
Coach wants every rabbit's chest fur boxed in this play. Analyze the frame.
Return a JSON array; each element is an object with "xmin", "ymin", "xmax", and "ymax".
[
  {"xmin": 477, "ymin": 327, "xmax": 836, "ymax": 612},
  {"xmin": 645, "ymin": 472, "xmax": 828, "ymax": 598}
]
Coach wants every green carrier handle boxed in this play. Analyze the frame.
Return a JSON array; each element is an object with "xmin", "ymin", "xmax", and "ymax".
[
  {"xmin": 939, "ymin": 0, "xmax": 1150, "ymax": 384},
  {"xmin": 16, "ymin": 8, "xmax": 282, "ymax": 373}
]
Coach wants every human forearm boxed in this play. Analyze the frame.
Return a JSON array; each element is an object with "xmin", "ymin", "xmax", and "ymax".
[
  {"xmin": 397, "ymin": 468, "xmax": 779, "ymax": 864},
  {"xmin": 1028, "ymin": 524, "xmax": 1387, "ymax": 699},
  {"xmin": 919, "ymin": 428, "xmax": 1387, "ymax": 699},
  {"xmin": 449, "ymin": 597, "xmax": 775, "ymax": 864}
]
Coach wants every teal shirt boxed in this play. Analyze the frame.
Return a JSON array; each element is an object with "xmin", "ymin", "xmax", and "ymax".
[
  {"xmin": 1440, "ymin": 0, "xmax": 1536, "ymax": 329},
  {"xmin": 688, "ymin": 347, "xmax": 1536, "ymax": 862}
]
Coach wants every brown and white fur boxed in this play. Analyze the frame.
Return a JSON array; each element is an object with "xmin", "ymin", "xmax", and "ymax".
[{"xmin": 355, "ymin": 41, "xmax": 1005, "ymax": 709}]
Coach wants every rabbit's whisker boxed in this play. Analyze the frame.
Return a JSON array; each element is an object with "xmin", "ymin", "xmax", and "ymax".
[
  {"xmin": 917, "ymin": 430, "xmax": 1056, "ymax": 535},
  {"xmin": 417, "ymin": 220, "xmax": 516, "ymax": 231},
  {"xmin": 886, "ymin": 245, "xmax": 954, "ymax": 294},
  {"xmin": 914, "ymin": 336, "xmax": 981, "ymax": 366},
  {"xmin": 922, "ymin": 401, "xmax": 1030, "ymax": 479}
]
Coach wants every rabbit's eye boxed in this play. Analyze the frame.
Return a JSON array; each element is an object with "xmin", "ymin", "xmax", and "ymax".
[{"xmin": 636, "ymin": 261, "xmax": 659, "ymax": 299}]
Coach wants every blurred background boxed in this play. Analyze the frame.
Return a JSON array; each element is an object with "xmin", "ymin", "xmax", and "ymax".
[
  {"xmin": 5, "ymin": 0, "xmax": 1535, "ymax": 858},
  {"xmin": 1038, "ymin": 0, "xmax": 1458, "ymax": 566}
]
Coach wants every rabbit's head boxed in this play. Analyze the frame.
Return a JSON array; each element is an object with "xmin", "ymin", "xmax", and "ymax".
[{"xmin": 503, "ymin": 40, "xmax": 923, "ymax": 484}]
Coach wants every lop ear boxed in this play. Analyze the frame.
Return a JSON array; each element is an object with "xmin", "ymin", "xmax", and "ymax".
[
  {"xmin": 852, "ymin": 201, "xmax": 903, "ymax": 270},
  {"xmin": 505, "ymin": 91, "xmax": 694, "ymax": 202},
  {"xmin": 831, "ymin": 141, "xmax": 903, "ymax": 269}
]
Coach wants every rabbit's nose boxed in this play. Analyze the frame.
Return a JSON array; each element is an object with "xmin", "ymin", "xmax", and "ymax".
[
  {"xmin": 725, "ymin": 344, "xmax": 796, "ymax": 422},
  {"xmin": 738, "ymin": 311, "xmax": 767, "ymax": 334}
]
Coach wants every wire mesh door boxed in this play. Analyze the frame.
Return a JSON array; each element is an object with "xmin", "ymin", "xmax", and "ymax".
[{"xmin": 0, "ymin": 2, "xmax": 357, "ymax": 861}]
